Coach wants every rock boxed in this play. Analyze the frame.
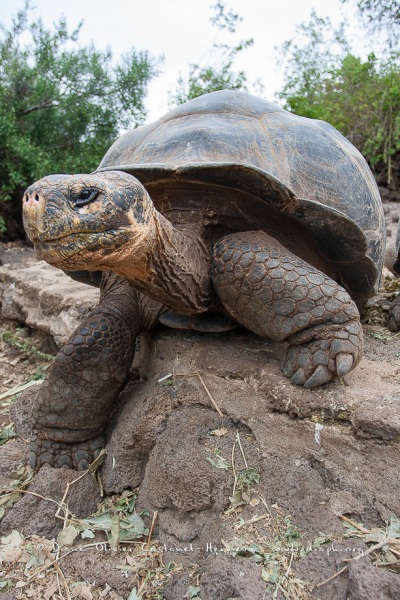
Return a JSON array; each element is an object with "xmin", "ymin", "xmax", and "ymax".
[
  {"xmin": 163, "ymin": 572, "xmax": 193, "ymax": 600},
  {"xmin": 88, "ymin": 327, "xmax": 400, "ymax": 551},
  {"xmin": 199, "ymin": 554, "xmax": 267, "ymax": 600},
  {"xmin": 1, "ymin": 242, "xmax": 400, "ymax": 597},
  {"xmin": 348, "ymin": 560, "xmax": 400, "ymax": 599},
  {"xmin": 327, "ymin": 490, "xmax": 365, "ymax": 517},
  {"xmin": 379, "ymin": 187, "xmax": 400, "ymax": 204},
  {"xmin": 9, "ymin": 387, "xmax": 35, "ymax": 439},
  {"xmin": 0, "ymin": 440, "xmax": 27, "ymax": 489},
  {"xmin": 381, "ymin": 192, "xmax": 400, "ymax": 274},
  {"xmin": 351, "ymin": 394, "xmax": 400, "ymax": 440},
  {"xmin": 139, "ymin": 406, "xmax": 234, "ymax": 512},
  {"xmin": 6, "ymin": 325, "xmax": 400, "ymax": 556},
  {"xmin": 164, "ymin": 555, "xmax": 269, "ymax": 600},
  {"xmin": 0, "ymin": 466, "xmax": 101, "ymax": 537},
  {"xmin": 0, "ymin": 245, "xmax": 98, "ymax": 347},
  {"xmin": 60, "ymin": 547, "xmax": 134, "ymax": 598},
  {"xmin": 293, "ymin": 540, "xmax": 370, "ymax": 599}
]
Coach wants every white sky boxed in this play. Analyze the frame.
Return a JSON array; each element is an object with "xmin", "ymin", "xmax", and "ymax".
[{"xmin": 1, "ymin": 0, "xmax": 365, "ymax": 123}]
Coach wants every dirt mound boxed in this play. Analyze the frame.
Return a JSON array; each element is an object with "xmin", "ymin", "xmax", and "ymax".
[{"xmin": 0, "ymin": 242, "xmax": 399, "ymax": 599}]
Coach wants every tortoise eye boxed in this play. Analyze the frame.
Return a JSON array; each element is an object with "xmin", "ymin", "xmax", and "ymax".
[{"xmin": 74, "ymin": 189, "xmax": 99, "ymax": 207}]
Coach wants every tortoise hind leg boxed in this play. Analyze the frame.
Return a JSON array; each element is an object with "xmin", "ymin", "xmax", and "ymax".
[
  {"xmin": 30, "ymin": 273, "xmax": 161, "ymax": 471},
  {"xmin": 212, "ymin": 231, "xmax": 363, "ymax": 388}
]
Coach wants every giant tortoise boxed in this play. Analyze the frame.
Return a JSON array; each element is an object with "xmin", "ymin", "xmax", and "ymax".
[{"xmin": 23, "ymin": 90, "xmax": 385, "ymax": 470}]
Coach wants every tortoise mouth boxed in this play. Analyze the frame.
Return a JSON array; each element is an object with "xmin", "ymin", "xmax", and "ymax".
[
  {"xmin": 34, "ymin": 228, "xmax": 118, "ymax": 250},
  {"xmin": 33, "ymin": 229, "xmax": 110, "ymax": 244},
  {"xmin": 33, "ymin": 229, "xmax": 120, "ymax": 268}
]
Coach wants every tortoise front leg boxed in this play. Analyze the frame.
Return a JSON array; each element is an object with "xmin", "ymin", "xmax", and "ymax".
[
  {"xmin": 212, "ymin": 231, "xmax": 363, "ymax": 388},
  {"xmin": 30, "ymin": 273, "xmax": 155, "ymax": 471}
]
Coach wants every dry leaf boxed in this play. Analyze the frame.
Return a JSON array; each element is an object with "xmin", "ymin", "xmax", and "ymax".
[
  {"xmin": 57, "ymin": 524, "xmax": 80, "ymax": 547},
  {"xmin": 209, "ymin": 428, "xmax": 228, "ymax": 437},
  {"xmin": 0, "ymin": 530, "xmax": 24, "ymax": 563},
  {"xmin": 76, "ymin": 584, "xmax": 93, "ymax": 600},
  {"xmin": 44, "ymin": 582, "xmax": 58, "ymax": 600},
  {"xmin": 249, "ymin": 497, "xmax": 260, "ymax": 507}
]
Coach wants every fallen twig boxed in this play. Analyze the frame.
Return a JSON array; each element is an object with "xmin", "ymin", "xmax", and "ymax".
[
  {"xmin": 196, "ymin": 373, "xmax": 224, "ymax": 417},
  {"xmin": 0, "ymin": 379, "xmax": 42, "ymax": 401},
  {"xmin": 236, "ymin": 513, "xmax": 270, "ymax": 529},
  {"xmin": 236, "ymin": 432, "xmax": 248, "ymax": 469},
  {"xmin": 43, "ymin": 546, "xmax": 71, "ymax": 600},
  {"xmin": 315, "ymin": 536, "xmax": 391, "ymax": 589},
  {"xmin": 339, "ymin": 515, "xmax": 370, "ymax": 534},
  {"xmin": 174, "ymin": 371, "xmax": 224, "ymax": 416},
  {"xmin": 231, "ymin": 437, "xmax": 238, "ymax": 497},
  {"xmin": 145, "ymin": 510, "xmax": 158, "ymax": 558}
]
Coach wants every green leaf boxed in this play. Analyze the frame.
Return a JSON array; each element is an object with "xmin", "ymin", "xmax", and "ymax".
[
  {"xmin": 119, "ymin": 513, "xmax": 148, "ymax": 540},
  {"xmin": 206, "ymin": 456, "xmax": 230, "ymax": 470},
  {"xmin": 0, "ymin": 427, "xmax": 16, "ymax": 445},
  {"xmin": 388, "ymin": 516, "xmax": 400, "ymax": 539},
  {"xmin": 80, "ymin": 512, "xmax": 114, "ymax": 530},
  {"xmin": 186, "ymin": 585, "xmax": 201, "ymax": 599},
  {"xmin": 81, "ymin": 529, "xmax": 95, "ymax": 539},
  {"xmin": 163, "ymin": 562, "xmax": 174, "ymax": 574}
]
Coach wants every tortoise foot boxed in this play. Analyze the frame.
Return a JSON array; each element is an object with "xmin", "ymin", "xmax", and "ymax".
[
  {"xmin": 29, "ymin": 433, "xmax": 105, "ymax": 471},
  {"xmin": 282, "ymin": 320, "xmax": 363, "ymax": 388}
]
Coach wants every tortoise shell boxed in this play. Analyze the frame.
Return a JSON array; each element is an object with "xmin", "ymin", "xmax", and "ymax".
[{"xmin": 97, "ymin": 90, "xmax": 385, "ymax": 301}]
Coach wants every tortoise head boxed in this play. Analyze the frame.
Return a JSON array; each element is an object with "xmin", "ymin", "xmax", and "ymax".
[{"xmin": 23, "ymin": 171, "xmax": 155, "ymax": 273}]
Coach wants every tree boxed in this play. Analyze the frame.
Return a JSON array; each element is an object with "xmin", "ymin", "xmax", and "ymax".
[
  {"xmin": 0, "ymin": 2, "xmax": 160, "ymax": 238},
  {"xmin": 347, "ymin": 0, "xmax": 400, "ymax": 44},
  {"xmin": 276, "ymin": 11, "xmax": 350, "ymax": 118},
  {"xmin": 276, "ymin": 11, "xmax": 400, "ymax": 188},
  {"xmin": 171, "ymin": 1, "xmax": 260, "ymax": 105}
]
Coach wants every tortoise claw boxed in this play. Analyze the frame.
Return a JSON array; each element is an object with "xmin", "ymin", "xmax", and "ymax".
[
  {"xmin": 283, "ymin": 319, "xmax": 363, "ymax": 388},
  {"xmin": 290, "ymin": 368, "xmax": 307, "ymax": 386},
  {"xmin": 335, "ymin": 353, "xmax": 354, "ymax": 377},
  {"xmin": 304, "ymin": 365, "xmax": 332, "ymax": 388}
]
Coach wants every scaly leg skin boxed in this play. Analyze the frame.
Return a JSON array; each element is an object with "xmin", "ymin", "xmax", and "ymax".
[
  {"xmin": 30, "ymin": 273, "xmax": 159, "ymax": 471},
  {"xmin": 212, "ymin": 231, "xmax": 363, "ymax": 388}
]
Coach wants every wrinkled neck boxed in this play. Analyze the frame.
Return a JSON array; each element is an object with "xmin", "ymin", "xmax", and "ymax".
[{"xmin": 113, "ymin": 209, "xmax": 212, "ymax": 315}]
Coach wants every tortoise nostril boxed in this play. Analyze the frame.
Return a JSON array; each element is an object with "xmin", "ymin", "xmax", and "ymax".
[{"xmin": 35, "ymin": 194, "xmax": 39, "ymax": 202}]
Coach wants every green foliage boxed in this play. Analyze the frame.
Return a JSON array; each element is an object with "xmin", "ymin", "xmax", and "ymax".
[
  {"xmin": 0, "ymin": 1, "xmax": 160, "ymax": 232},
  {"xmin": 354, "ymin": 0, "xmax": 400, "ymax": 23},
  {"xmin": 171, "ymin": 1, "xmax": 258, "ymax": 105},
  {"xmin": 277, "ymin": 10, "xmax": 400, "ymax": 186},
  {"xmin": 276, "ymin": 11, "xmax": 350, "ymax": 119}
]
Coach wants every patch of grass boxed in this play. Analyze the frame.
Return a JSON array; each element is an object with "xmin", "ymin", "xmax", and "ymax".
[
  {"xmin": 1, "ymin": 330, "xmax": 54, "ymax": 361},
  {"xmin": 371, "ymin": 329, "xmax": 400, "ymax": 342},
  {"xmin": 223, "ymin": 501, "xmax": 315, "ymax": 599}
]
